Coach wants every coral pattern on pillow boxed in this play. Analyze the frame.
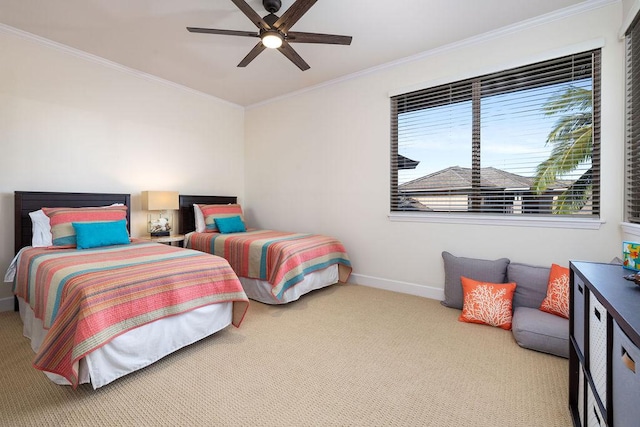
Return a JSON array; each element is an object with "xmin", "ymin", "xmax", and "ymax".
[
  {"xmin": 539, "ymin": 263, "xmax": 570, "ymax": 319},
  {"xmin": 459, "ymin": 277, "xmax": 517, "ymax": 330}
]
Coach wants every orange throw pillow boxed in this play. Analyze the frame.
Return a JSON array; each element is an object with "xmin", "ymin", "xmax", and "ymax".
[
  {"xmin": 459, "ymin": 277, "xmax": 517, "ymax": 330},
  {"xmin": 539, "ymin": 264, "xmax": 570, "ymax": 319}
]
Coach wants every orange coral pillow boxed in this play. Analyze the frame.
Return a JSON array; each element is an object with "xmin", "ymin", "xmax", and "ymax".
[
  {"xmin": 539, "ymin": 263, "xmax": 570, "ymax": 319},
  {"xmin": 459, "ymin": 277, "xmax": 517, "ymax": 330}
]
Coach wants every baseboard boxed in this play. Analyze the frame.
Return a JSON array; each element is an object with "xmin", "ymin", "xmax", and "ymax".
[
  {"xmin": 348, "ymin": 273, "xmax": 444, "ymax": 301},
  {"xmin": 0, "ymin": 277, "xmax": 443, "ymax": 311},
  {"xmin": 0, "ymin": 296, "xmax": 15, "ymax": 313}
]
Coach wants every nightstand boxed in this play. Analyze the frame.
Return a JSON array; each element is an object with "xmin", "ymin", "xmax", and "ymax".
[{"xmin": 142, "ymin": 234, "xmax": 185, "ymax": 247}]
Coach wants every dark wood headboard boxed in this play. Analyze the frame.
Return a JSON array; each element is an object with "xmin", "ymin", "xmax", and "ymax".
[
  {"xmin": 178, "ymin": 195, "xmax": 237, "ymax": 235},
  {"xmin": 14, "ymin": 191, "xmax": 131, "ymax": 254}
]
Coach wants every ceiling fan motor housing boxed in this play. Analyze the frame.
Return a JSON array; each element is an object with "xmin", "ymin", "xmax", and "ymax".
[
  {"xmin": 187, "ymin": 0, "xmax": 352, "ymax": 71},
  {"xmin": 263, "ymin": 0, "xmax": 281, "ymax": 14},
  {"xmin": 263, "ymin": 13, "xmax": 279, "ymax": 29}
]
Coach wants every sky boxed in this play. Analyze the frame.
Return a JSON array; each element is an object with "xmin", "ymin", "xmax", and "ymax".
[{"xmin": 397, "ymin": 79, "xmax": 592, "ymax": 185}]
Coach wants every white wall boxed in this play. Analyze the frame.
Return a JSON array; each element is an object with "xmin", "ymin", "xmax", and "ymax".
[
  {"xmin": 0, "ymin": 27, "xmax": 245, "ymax": 307},
  {"xmin": 245, "ymin": 2, "xmax": 625, "ymax": 299},
  {"xmin": 0, "ymin": 3, "xmax": 627, "ymax": 309}
]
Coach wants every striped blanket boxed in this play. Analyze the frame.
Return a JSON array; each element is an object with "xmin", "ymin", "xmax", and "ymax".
[
  {"xmin": 187, "ymin": 230, "xmax": 352, "ymax": 300},
  {"xmin": 13, "ymin": 241, "xmax": 249, "ymax": 388}
]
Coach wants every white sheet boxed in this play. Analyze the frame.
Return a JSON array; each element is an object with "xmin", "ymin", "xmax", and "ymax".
[
  {"xmin": 4, "ymin": 247, "xmax": 27, "ymax": 283},
  {"xmin": 241, "ymin": 264, "xmax": 339, "ymax": 304},
  {"xmin": 18, "ymin": 297, "xmax": 233, "ymax": 389}
]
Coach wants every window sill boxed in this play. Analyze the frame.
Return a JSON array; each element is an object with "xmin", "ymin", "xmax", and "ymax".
[
  {"xmin": 621, "ymin": 222, "xmax": 640, "ymax": 239},
  {"xmin": 388, "ymin": 212, "xmax": 604, "ymax": 229}
]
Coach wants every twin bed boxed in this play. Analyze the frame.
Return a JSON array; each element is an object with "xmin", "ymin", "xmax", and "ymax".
[
  {"xmin": 178, "ymin": 195, "xmax": 352, "ymax": 304},
  {"xmin": 6, "ymin": 191, "xmax": 352, "ymax": 389},
  {"xmin": 8, "ymin": 191, "xmax": 249, "ymax": 389}
]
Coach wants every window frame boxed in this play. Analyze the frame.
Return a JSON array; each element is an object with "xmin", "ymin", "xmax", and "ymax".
[
  {"xmin": 625, "ymin": 13, "xmax": 640, "ymax": 227},
  {"xmin": 389, "ymin": 48, "xmax": 602, "ymax": 229}
]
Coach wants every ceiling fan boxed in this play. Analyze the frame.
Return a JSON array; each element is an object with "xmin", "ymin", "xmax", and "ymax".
[{"xmin": 187, "ymin": 0, "xmax": 352, "ymax": 71}]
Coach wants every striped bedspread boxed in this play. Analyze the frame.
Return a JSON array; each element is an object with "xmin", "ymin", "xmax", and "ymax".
[
  {"xmin": 13, "ymin": 241, "xmax": 249, "ymax": 388},
  {"xmin": 187, "ymin": 230, "xmax": 352, "ymax": 300}
]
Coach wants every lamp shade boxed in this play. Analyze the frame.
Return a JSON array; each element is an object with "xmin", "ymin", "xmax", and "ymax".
[{"xmin": 141, "ymin": 191, "xmax": 179, "ymax": 211}]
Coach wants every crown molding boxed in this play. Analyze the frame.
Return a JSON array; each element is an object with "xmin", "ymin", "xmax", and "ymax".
[
  {"xmin": 247, "ymin": 0, "xmax": 618, "ymax": 109},
  {"xmin": 0, "ymin": 0, "xmax": 617, "ymax": 111},
  {"xmin": 0, "ymin": 23, "xmax": 243, "ymax": 110},
  {"xmin": 389, "ymin": 37, "xmax": 605, "ymax": 98}
]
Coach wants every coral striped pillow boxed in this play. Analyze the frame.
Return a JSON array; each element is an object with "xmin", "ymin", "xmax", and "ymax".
[
  {"xmin": 459, "ymin": 276, "xmax": 517, "ymax": 330},
  {"xmin": 539, "ymin": 264, "xmax": 570, "ymax": 319},
  {"xmin": 199, "ymin": 204, "xmax": 245, "ymax": 233},
  {"xmin": 43, "ymin": 206, "xmax": 128, "ymax": 247}
]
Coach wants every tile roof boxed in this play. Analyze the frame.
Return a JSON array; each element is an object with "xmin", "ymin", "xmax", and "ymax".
[{"xmin": 399, "ymin": 166, "xmax": 570, "ymax": 192}]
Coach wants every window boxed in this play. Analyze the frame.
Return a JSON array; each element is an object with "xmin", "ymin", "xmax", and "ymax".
[
  {"xmin": 626, "ymin": 15, "xmax": 640, "ymax": 224},
  {"xmin": 391, "ymin": 50, "xmax": 601, "ymax": 219}
]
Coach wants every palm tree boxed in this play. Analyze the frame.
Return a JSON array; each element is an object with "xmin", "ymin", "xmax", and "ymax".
[{"xmin": 532, "ymin": 86, "xmax": 593, "ymax": 214}]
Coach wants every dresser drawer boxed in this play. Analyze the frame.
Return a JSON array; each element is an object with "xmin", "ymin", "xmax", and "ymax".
[
  {"xmin": 573, "ymin": 275, "xmax": 586, "ymax": 357},
  {"xmin": 589, "ymin": 291, "xmax": 607, "ymax": 407},
  {"xmin": 587, "ymin": 384, "xmax": 607, "ymax": 426},
  {"xmin": 612, "ymin": 321, "xmax": 640, "ymax": 427}
]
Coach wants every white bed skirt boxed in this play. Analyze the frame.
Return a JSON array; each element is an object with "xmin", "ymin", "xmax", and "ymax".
[
  {"xmin": 18, "ymin": 297, "xmax": 233, "ymax": 389},
  {"xmin": 240, "ymin": 264, "xmax": 339, "ymax": 304}
]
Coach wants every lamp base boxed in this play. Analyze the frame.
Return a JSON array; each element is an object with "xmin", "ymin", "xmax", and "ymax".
[{"xmin": 151, "ymin": 231, "xmax": 170, "ymax": 237}]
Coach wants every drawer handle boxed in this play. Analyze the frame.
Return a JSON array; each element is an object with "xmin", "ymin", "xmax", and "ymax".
[
  {"xmin": 578, "ymin": 284, "xmax": 584, "ymax": 294},
  {"xmin": 594, "ymin": 308, "xmax": 601, "ymax": 321},
  {"xmin": 622, "ymin": 348, "xmax": 636, "ymax": 373},
  {"xmin": 593, "ymin": 406, "xmax": 601, "ymax": 425}
]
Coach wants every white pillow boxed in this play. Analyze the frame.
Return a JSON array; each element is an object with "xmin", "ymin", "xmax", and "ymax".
[
  {"xmin": 194, "ymin": 204, "xmax": 205, "ymax": 233},
  {"xmin": 29, "ymin": 210, "xmax": 52, "ymax": 247}
]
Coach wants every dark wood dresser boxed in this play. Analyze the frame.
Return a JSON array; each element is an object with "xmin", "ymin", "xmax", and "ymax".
[{"xmin": 569, "ymin": 261, "xmax": 640, "ymax": 426}]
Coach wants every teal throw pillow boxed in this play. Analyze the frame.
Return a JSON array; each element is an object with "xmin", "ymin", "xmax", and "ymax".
[
  {"xmin": 72, "ymin": 219, "xmax": 130, "ymax": 249},
  {"xmin": 214, "ymin": 215, "xmax": 246, "ymax": 234}
]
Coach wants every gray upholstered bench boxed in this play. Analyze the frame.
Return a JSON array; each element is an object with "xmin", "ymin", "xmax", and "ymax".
[
  {"xmin": 441, "ymin": 252, "xmax": 569, "ymax": 358},
  {"xmin": 507, "ymin": 262, "xmax": 569, "ymax": 358}
]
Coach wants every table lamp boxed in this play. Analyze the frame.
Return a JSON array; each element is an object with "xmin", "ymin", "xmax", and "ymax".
[{"xmin": 141, "ymin": 191, "xmax": 179, "ymax": 237}]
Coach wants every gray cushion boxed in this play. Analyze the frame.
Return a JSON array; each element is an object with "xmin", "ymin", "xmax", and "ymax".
[
  {"xmin": 511, "ymin": 306, "xmax": 569, "ymax": 358},
  {"xmin": 507, "ymin": 263, "xmax": 550, "ymax": 309},
  {"xmin": 441, "ymin": 251, "xmax": 510, "ymax": 309}
]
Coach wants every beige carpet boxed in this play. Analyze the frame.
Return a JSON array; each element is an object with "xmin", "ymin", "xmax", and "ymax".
[{"xmin": 0, "ymin": 284, "xmax": 571, "ymax": 426}]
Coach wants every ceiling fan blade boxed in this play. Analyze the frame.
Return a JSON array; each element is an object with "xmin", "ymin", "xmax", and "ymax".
[
  {"xmin": 231, "ymin": 0, "xmax": 271, "ymax": 30},
  {"xmin": 286, "ymin": 31, "xmax": 352, "ymax": 45},
  {"xmin": 187, "ymin": 27, "xmax": 259, "ymax": 38},
  {"xmin": 238, "ymin": 42, "xmax": 267, "ymax": 67},
  {"xmin": 278, "ymin": 41, "xmax": 310, "ymax": 71},
  {"xmin": 273, "ymin": 0, "xmax": 317, "ymax": 33}
]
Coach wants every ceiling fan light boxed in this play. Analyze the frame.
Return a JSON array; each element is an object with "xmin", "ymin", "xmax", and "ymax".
[{"xmin": 261, "ymin": 31, "xmax": 283, "ymax": 49}]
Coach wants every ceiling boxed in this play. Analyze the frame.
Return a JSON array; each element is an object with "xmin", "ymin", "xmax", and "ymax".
[{"xmin": 0, "ymin": 0, "xmax": 593, "ymax": 107}]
